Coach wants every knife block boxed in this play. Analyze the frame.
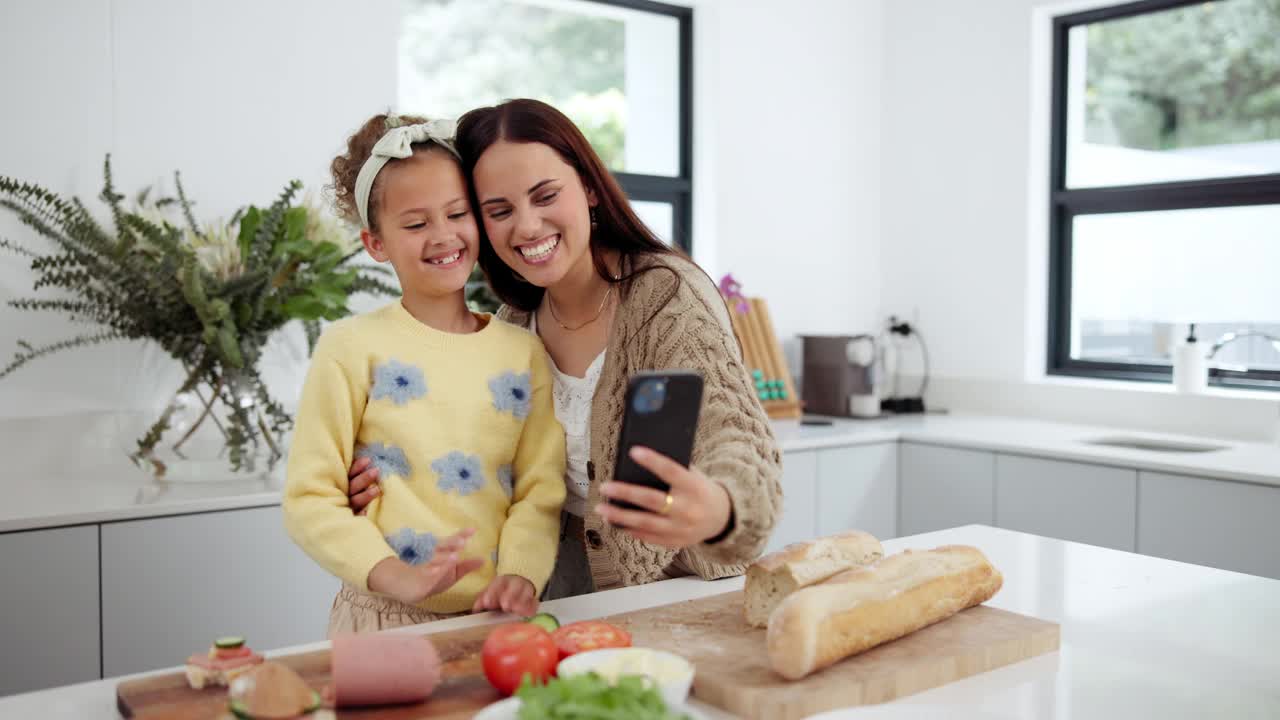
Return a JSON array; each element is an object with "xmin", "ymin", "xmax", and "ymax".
[{"xmin": 722, "ymin": 296, "xmax": 802, "ymax": 420}]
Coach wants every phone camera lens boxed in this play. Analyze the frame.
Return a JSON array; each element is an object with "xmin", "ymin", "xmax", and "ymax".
[{"xmin": 633, "ymin": 378, "xmax": 667, "ymax": 414}]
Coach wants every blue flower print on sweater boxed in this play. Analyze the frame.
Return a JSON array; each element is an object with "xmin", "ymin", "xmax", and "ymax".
[
  {"xmin": 370, "ymin": 359, "xmax": 427, "ymax": 406},
  {"xmin": 386, "ymin": 528, "xmax": 437, "ymax": 566},
  {"xmin": 432, "ymin": 451, "xmax": 486, "ymax": 495},
  {"xmin": 489, "ymin": 370, "xmax": 532, "ymax": 419},
  {"xmin": 355, "ymin": 442, "xmax": 412, "ymax": 480},
  {"xmin": 497, "ymin": 464, "xmax": 514, "ymax": 499}
]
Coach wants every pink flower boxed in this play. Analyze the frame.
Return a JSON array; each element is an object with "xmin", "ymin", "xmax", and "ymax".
[{"xmin": 718, "ymin": 273, "xmax": 749, "ymax": 314}]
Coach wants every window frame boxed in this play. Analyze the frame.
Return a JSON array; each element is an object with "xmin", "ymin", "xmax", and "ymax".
[
  {"xmin": 1047, "ymin": 0, "xmax": 1280, "ymax": 390},
  {"xmin": 588, "ymin": 0, "xmax": 693, "ymax": 252}
]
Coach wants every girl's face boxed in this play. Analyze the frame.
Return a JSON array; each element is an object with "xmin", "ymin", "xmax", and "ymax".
[
  {"xmin": 471, "ymin": 140, "xmax": 595, "ymax": 289},
  {"xmin": 361, "ymin": 149, "xmax": 478, "ymax": 300}
]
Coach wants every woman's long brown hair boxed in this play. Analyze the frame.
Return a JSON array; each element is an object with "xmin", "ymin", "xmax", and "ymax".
[{"xmin": 455, "ymin": 98, "xmax": 680, "ymax": 312}]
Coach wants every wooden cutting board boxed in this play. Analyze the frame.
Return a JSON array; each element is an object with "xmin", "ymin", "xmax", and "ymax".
[
  {"xmin": 117, "ymin": 624, "xmax": 501, "ymax": 720},
  {"xmin": 616, "ymin": 591, "xmax": 1059, "ymax": 720},
  {"xmin": 117, "ymin": 590, "xmax": 1058, "ymax": 719}
]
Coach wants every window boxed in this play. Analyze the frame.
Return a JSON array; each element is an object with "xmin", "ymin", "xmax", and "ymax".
[
  {"xmin": 398, "ymin": 0, "xmax": 692, "ymax": 250},
  {"xmin": 1048, "ymin": 0, "xmax": 1280, "ymax": 389}
]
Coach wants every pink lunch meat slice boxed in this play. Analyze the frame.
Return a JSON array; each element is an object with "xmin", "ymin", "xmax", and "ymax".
[{"xmin": 187, "ymin": 652, "xmax": 264, "ymax": 671}]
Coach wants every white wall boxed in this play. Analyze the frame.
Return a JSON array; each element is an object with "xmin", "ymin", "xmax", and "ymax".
[
  {"xmin": 0, "ymin": 0, "xmax": 397, "ymax": 418},
  {"xmin": 699, "ymin": 0, "xmax": 884, "ymax": 342},
  {"xmin": 880, "ymin": 0, "xmax": 1040, "ymax": 383}
]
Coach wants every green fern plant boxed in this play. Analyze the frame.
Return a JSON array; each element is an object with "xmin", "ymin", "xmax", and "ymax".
[
  {"xmin": 466, "ymin": 263, "xmax": 500, "ymax": 313},
  {"xmin": 0, "ymin": 156, "xmax": 398, "ymax": 474}
]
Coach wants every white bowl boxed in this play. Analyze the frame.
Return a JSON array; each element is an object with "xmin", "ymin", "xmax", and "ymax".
[
  {"xmin": 472, "ymin": 697, "xmax": 521, "ymax": 720},
  {"xmin": 555, "ymin": 647, "xmax": 695, "ymax": 709},
  {"xmin": 473, "ymin": 696, "xmax": 712, "ymax": 720}
]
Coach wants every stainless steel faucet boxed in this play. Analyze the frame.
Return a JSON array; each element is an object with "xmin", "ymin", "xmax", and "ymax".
[{"xmin": 1207, "ymin": 331, "xmax": 1280, "ymax": 361}]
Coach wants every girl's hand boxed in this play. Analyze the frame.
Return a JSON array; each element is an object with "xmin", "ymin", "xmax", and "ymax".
[
  {"xmin": 595, "ymin": 446, "xmax": 733, "ymax": 550},
  {"xmin": 347, "ymin": 456, "xmax": 380, "ymax": 515},
  {"xmin": 471, "ymin": 574, "xmax": 539, "ymax": 617},
  {"xmin": 368, "ymin": 529, "xmax": 483, "ymax": 605}
]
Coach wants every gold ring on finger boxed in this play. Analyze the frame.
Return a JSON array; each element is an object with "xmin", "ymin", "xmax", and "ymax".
[{"xmin": 659, "ymin": 493, "xmax": 674, "ymax": 516}]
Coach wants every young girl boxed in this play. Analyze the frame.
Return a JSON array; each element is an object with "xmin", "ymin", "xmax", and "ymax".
[{"xmin": 283, "ymin": 113, "xmax": 566, "ymax": 635}]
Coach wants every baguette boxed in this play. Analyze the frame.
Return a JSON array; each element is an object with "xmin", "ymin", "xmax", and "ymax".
[
  {"xmin": 744, "ymin": 530, "xmax": 884, "ymax": 628},
  {"xmin": 766, "ymin": 545, "xmax": 1003, "ymax": 680}
]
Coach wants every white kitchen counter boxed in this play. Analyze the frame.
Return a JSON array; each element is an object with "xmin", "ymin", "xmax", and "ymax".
[
  {"xmin": 775, "ymin": 414, "xmax": 1280, "ymax": 487},
  {"xmin": 2, "ymin": 411, "xmax": 1279, "ymax": 532},
  {"xmin": 3, "ymin": 524, "xmax": 1276, "ymax": 719},
  {"xmin": 0, "ymin": 412, "xmax": 281, "ymax": 533}
]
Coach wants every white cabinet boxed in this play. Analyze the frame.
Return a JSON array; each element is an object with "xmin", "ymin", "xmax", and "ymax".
[
  {"xmin": 995, "ymin": 455, "xmax": 1137, "ymax": 552},
  {"xmin": 816, "ymin": 444, "xmax": 898, "ymax": 540},
  {"xmin": 767, "ymin": 451, "xmax": 818, "ymax": 553},
  {"xmin": 899, "ymin": 443, "xmax": 995, "ymax": 535},
  {"xmin": 0, "ymin": 526, "xmax": 101, "ymax": 695},
  {"xmin": 1138, "ymin": 472, "xmax": 1280, "ymax": 580},
  {"xmin": 101, "ymin": 506, "xmax": 339, "ymax": 676}
]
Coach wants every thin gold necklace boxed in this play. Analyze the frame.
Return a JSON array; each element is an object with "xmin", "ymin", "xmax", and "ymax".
[{"xmin": 546, "ymin": 283, "xmax": 615, "ymax": 331}]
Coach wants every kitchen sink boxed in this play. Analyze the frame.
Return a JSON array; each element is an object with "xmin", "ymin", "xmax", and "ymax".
[{"xmin": 1084, "ymin": 436, "xmax": 1227, "ymax": 453}]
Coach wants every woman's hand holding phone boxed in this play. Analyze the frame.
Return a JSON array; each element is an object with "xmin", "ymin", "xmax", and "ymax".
[
  {"xmin": 595, "ymin": 446, "xmax": 732, "ymax": 549},
  {"xmin": 600, "ymin": 371, "xmax": 732, "ymax": 549}
]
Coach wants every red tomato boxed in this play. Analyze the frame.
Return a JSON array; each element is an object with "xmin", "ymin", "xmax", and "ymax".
[
  {"xmin": 214, "ymin": 646, "xmax": 251, "ymax": 660},
  {"xmin": 481, "ymin": 623, "xmax": 558, "ymax": 696},
  {"xmin": 550, "ymin": 621, "xmax": 632, "ymax": 660}
]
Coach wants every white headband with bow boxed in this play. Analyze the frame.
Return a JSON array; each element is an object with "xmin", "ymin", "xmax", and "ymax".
[{"xmin": 354, "ymin": 118, "xmax": 460, "ymax": 229}]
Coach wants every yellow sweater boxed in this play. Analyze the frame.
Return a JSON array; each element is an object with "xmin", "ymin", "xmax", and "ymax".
[{"xmin": 283, "ymin": 302, "xmax": 566, "ymax": 614}]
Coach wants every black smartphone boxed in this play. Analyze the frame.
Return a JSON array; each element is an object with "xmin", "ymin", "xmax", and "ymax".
[{"xmin": 610, "ymin": 370, "xmax": 704, "ymax": 512}]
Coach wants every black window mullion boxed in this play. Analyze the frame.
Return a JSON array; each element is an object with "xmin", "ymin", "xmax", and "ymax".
[
  {"xmin": 1049, "ymin": 12, "xmax": 1071, "ymax": 194},
  {"xmin": 678, "ymin": 0, "xmax": 693, "ymax": 184},
  {"xmin": 1056, "ymin": 0, "xmax": 1204, "ymax": 27},
  {"xmin": 614, "ymin": 173, "xmax": 691, "ymax": 194},
  {"xmin": 1046, "ymin": 7, "xmax": 1071, "ymax": 378},
  {"xmin": 590, "ymin": 0, "xmax": 687, "ymax": 15},
  {"xmin": 1055, "ymin": 174, "xmax": 1280, "ymax": 215},
  {"xmin": 1046, "ymin": 202, "xmax": 1071, "ymax": 375}
]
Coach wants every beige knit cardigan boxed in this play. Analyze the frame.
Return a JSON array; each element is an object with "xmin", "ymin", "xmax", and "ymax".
[{"xmin": 499, "ymin": 253, "xmax": 783, "ymax": 591}]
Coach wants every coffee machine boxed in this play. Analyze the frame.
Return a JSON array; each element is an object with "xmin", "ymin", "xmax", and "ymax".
[{"xmin": 800, "ymin": 334, "xmax": 882, "ymax": 418}]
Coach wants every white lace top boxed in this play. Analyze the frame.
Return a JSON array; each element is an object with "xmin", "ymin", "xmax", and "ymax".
[{"xmin": 528, "ymin": 313, "xmax": 605, "ymax": 517}]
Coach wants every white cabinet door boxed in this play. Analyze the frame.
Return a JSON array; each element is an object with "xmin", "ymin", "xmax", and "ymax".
[
  {"xmin": 816, "ymin": 444, "xmax": 898, "ymax": 540},
  {"xmin": 0, "ymin": 526, "xmax": 100, "ymax": 695},
  {"xmin": 766, "ymin": 451, "xmax": 818, "ymax": 553},
  {"xmin": 899, "ymin": 443, "xmax": 995, "ymax": 536},
  {"xmin": 101, "ymin": 506, "xmax": 339, "ymax": 677},
  {"xmin": 1138, "ymin": 472, "xmax": 1280, "ymax": 580},
  {"xmin": 995, "ymin": 455, "xmax": 1137, "ymax": 552}
]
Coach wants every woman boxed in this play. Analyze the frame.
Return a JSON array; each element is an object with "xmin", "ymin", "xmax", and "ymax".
[{"xmin": 346, "ymin": 99, "xmax": 781, "ymax": 603}]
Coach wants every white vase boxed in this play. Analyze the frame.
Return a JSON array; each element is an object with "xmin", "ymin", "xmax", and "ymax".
[{"xmin": 116, "ymin": 341, "xmax": 285, "ymax": 484}]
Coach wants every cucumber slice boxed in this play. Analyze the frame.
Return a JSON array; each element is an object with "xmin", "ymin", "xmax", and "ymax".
[
  {"xmin": 526, "ymin": 613, "xmax": 560, "ymax": 632},
  {"xmin": 305, "ymin": 689, "xmax": 322, "ymax": 712},
  {"xmin": 215, "ymin": 636, "xmax": 246, "ymax": 649}
]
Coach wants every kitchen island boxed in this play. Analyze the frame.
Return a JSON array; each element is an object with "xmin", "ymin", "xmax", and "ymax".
[{"xmin": 2, "ymin": 524, "xmax": 1276, "ymax": 719}]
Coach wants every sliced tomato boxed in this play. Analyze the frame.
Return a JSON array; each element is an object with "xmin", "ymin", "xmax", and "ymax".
[
  {"xmin": 482, "ymin": 623, "xmax": 558, "ymax": 696},
  {"xmin": 550, "ymin": 621, "xmax": 632, "ymax": 660},
  {"xmin": 215, "ymin": 646, "xmax": 253, "ymax": 660}
]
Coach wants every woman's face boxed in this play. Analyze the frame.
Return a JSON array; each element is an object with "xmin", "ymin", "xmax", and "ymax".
[
  {"xmin": 471, "ymin": 140, "xmax": 594, "ymax": 289},
  {"xmin": 361, "ymin": 149, "xmax": 478, "ymax": 300}
]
